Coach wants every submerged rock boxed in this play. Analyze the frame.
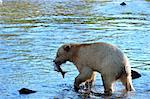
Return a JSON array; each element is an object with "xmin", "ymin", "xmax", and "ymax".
[
  {"xmin": 120, "ymin": 2, "xmax": 126, "ymax": 6},
  {"xmin": 18, "ymin": 88, "xmax": 36, "ymax": 94},
  {"xmin": 131, "ymin": 70, "xmax": 141, "ymax": 79}
]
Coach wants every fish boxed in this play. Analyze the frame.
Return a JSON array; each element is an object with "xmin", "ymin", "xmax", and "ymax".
[{"xmin": 54, "ymin": 64, "xmax": 67, "ymax": 78}]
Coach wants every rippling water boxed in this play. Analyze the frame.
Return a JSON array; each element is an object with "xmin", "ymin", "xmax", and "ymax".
[{"xmin": 0, "ymin": 0, "xmax": 150, "ymax": 98}]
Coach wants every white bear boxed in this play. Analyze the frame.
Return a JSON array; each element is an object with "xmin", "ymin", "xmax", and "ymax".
[{"xmin": 53, "ymin": 42, "xmax": 137, "ymax": 95}]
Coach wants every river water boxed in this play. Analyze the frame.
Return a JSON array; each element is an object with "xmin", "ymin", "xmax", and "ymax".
[{"xmin": 0, "ymin": 0, "xmax": 150, "ymax": 99}]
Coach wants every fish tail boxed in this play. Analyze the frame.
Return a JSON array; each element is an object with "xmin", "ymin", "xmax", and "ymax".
[{"xmin": 62, "ymin": 71, "xmax": 67, "ymax": 78}]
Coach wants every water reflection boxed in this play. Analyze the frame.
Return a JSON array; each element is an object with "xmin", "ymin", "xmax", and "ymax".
[{"xmin": 0, "ymin": 0, "xmax": 150, "ymax": 98}]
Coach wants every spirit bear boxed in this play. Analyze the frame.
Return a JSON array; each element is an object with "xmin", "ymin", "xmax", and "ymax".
[{"xmin": 53, "ymin": 42, "xmax": 140, "ymax": 95}]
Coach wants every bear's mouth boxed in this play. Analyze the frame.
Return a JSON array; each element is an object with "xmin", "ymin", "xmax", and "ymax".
[{"xmin": 53, "ymin": 60, "xmax": 68, "ymax": 66}]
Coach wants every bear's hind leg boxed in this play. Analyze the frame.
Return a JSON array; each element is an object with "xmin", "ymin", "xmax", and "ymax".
[
  {"xmin": 120, "ymin": 75, "xmax": 135, "ymax": 92},
  {"xmin": 101, "ymin": 74, "xmax": 115, "ymax": 96}
]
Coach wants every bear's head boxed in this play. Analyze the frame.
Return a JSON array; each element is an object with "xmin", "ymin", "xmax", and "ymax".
[{"xmin": 53, "ymin": 44, "xmax": 72, "ymax": 66}]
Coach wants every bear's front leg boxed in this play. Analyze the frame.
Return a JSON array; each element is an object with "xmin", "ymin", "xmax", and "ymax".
[
  {"xmin": 74, "ymin": 75, "xmax": 81, "ymax": 92},
  {"xmin": 74, "ymin": 67, "xmax": 93, "ymax": 92},
  {"xmin": 85, "ymin": 72, "xmax": 96, "ymax": 90}
]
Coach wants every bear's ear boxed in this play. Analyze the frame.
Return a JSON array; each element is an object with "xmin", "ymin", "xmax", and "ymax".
[{"xmin": 63, "ymin": 45, "xmax": 71, "ymax": 52}]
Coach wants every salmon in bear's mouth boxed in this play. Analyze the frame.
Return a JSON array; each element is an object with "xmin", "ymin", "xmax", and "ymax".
[{"xmin": 53, "ymin": 63, "xmax": 66, "ymax": 78}]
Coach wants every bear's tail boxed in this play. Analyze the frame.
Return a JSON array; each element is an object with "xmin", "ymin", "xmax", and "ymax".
[{"xmin": 131, "ymin": 70, "xmax": 141, "ymax": 79}]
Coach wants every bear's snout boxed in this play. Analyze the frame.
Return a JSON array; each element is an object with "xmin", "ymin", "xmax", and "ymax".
[
  {"xmin": 53, "ymin": 59, "xmax": 60, "ymax": 65},
  {"xmin": 53, "ymin": 60, "xmax": 56, "ymax": 63}
]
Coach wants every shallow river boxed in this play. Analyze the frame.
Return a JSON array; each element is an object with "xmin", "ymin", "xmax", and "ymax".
[{"xmin": 0, "ymin": 0, "xmax": 150, "ymax": 98}]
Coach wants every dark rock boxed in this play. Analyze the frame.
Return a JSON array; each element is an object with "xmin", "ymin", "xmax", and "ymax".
[
  {"xmin": 18, "ymin": 88, "xmax": 36, "ymax": 94},
  {"xmin": 120, "ymin": 2, "xmax": 126, "ymax": 6}
]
